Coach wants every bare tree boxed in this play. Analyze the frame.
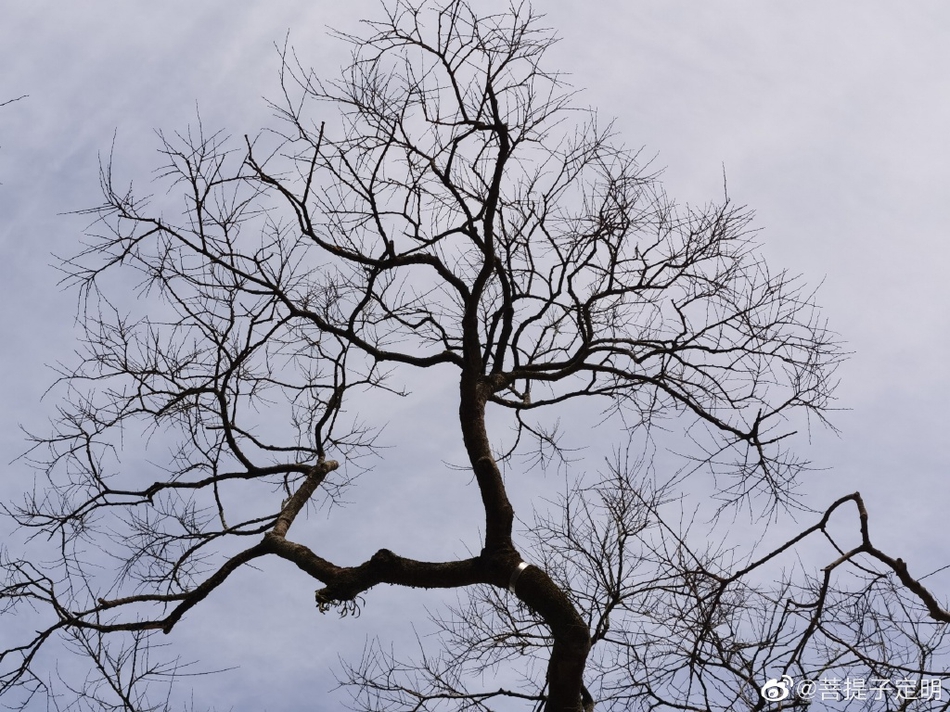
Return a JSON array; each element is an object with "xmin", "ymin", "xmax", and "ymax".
[{"xmin": 2, "ymin": 2, "xmax": 947, "ymax": 711}]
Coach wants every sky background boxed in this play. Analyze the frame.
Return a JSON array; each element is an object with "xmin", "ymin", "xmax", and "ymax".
[{"xmin": 2, "ymin": 2, "xmax": 949, "ymax": 710}]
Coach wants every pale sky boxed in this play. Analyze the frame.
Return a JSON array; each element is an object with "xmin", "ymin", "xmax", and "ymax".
[{"xmin": 2, "ymin": 2, "xmax": 949, "ymax": 710}]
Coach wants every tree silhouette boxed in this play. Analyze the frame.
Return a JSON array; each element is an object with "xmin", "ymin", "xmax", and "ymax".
[{"xmin": 2, "ymin": 2, "xmax": 948, "ymax": 711}]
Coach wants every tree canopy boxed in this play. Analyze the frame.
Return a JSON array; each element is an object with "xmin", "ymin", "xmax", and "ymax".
[{"xmin": 2, "ymin": 2, "xmax": 948, "ymax": 711}]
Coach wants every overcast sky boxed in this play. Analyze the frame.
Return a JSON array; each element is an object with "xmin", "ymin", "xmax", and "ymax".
[{"xmin": 2, "ymin": 2, "xmax": 949, "ymax": 710}]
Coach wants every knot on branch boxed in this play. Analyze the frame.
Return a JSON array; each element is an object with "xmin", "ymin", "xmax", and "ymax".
[
  {"xmin": 475, "ymin": 455, "xmax": 496, "ymax": 473},
  {"xmin": 485, "ymin": 372, "xmax": 509, "ymax": 392},
  {"xmin": 313, "ymin": 549, "xmax": 398, "ymax": 616},
  {"xmin": 312, "ymin": 458, "xmax": 340, "ymax": 475},
  {"xmin": 370, "ymin": 548, "xmax": 398, "ymax": 566}
]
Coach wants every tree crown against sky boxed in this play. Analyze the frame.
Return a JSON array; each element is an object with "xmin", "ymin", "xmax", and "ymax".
[{"xmin": 2, "ymin": 2, "xmax": 949, "ymax": 711}]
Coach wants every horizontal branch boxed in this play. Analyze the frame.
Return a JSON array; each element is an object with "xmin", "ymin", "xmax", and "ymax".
[{"xmin": 262, "ymin": 534, "xmax": 485, "ymax": 610}]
